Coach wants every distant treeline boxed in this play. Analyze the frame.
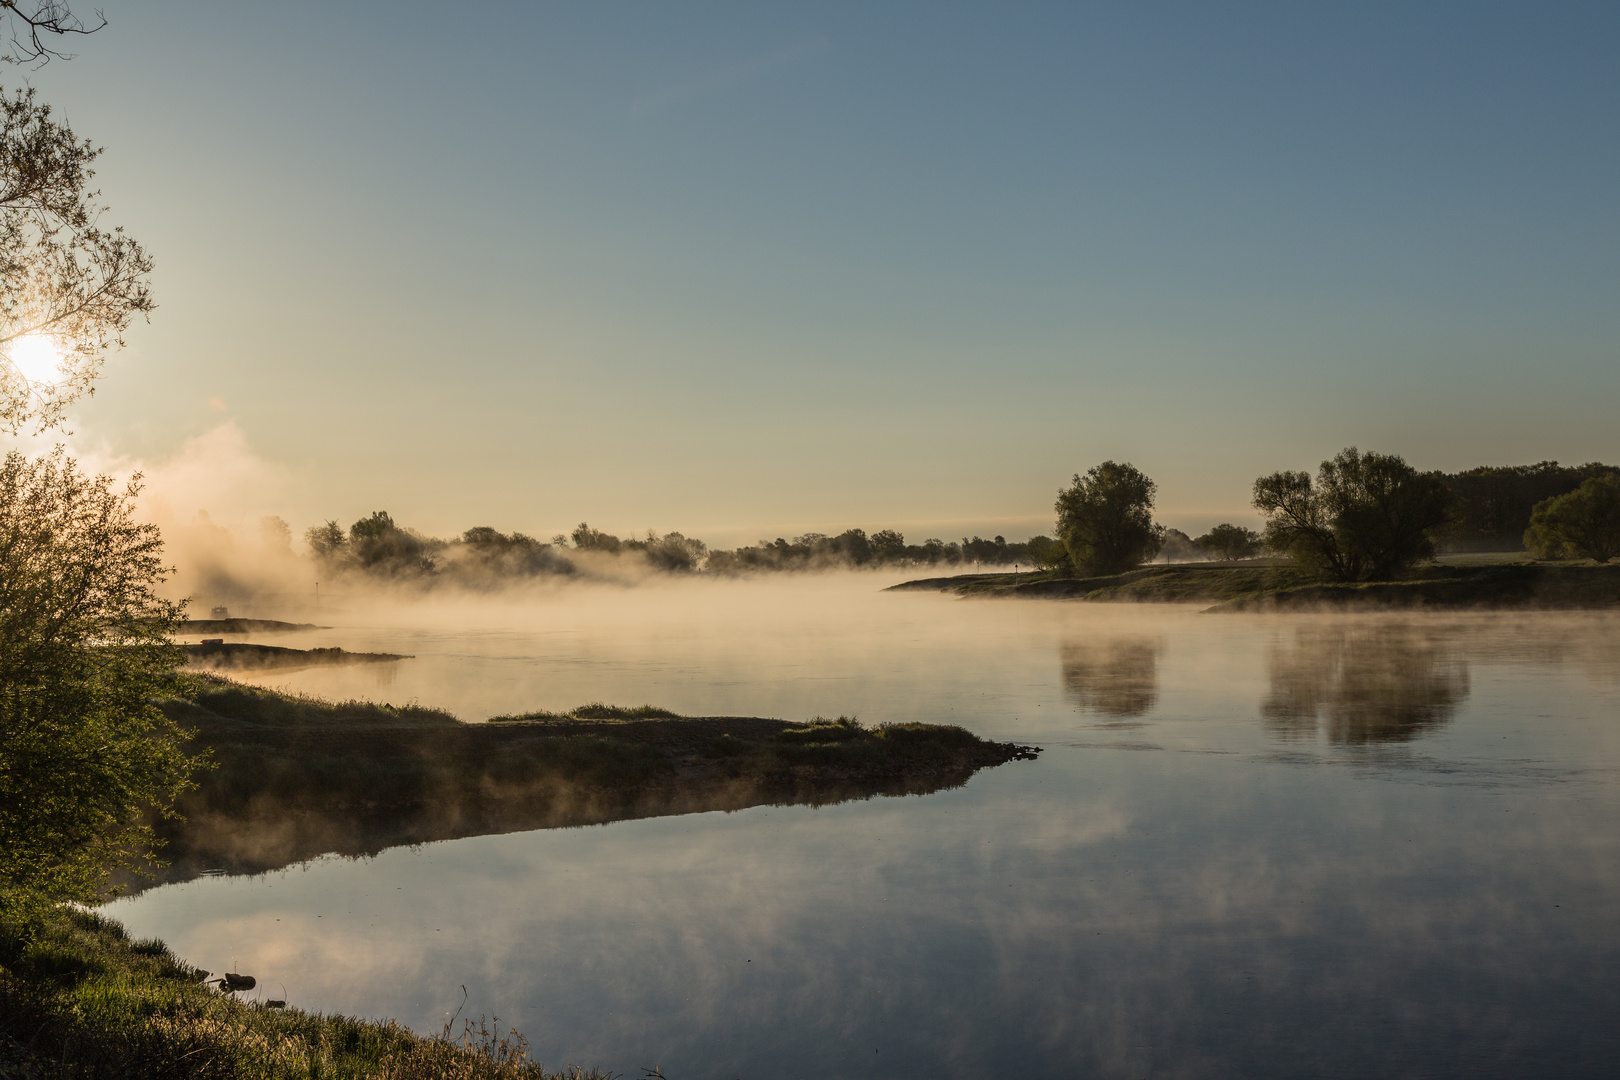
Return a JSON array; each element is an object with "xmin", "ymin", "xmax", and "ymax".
[
  {"xmin": 302, "ymin": 514, "xmax": 1050, "ymax": 582},
  {"xmin": 1441, "ymin": 462, "xmax": 1620, "ymax": 551},
  {"xmin": 297, "ymin": 459, "xmax": 1615, "ymax": 584},
  {"xmin": 306, "ymin": 512, "xmax": 576, "ymax": 585},
  {"xmin": 704, "ymin": 530, "xmax": 1050, "ymax": 573}
]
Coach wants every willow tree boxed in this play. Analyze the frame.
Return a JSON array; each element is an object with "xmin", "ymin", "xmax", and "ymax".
[
  {"xmin": 1055, "ymin": 461, "xmax": 1166, "ymax": 575},
  {"xmin": 1254, "ymin": 448, "xmax": 1454, "ymax": 581}
]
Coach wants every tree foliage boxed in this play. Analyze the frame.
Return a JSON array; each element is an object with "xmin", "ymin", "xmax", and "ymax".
[
  {"xmin": 0, "ymin": 86, "xmax": 153, "ymax": 433},
  {"xmin": 1054, "ymin": 461, "xmax": 1165, "ymax": 575},
  {"xmin": 0, "ymin": 449, "xmax": 199, "ymax": 919},
  {"xmin": 1195, "ymin": 523, "xmax": 1262, "ymax": 561},
  {"xmin": 1443, "ymin": 461, "xmax": 1620, "ymax": 551},
  {"xmin": 1523, "ymin": 475, "xmax": 1620, "ymax": 563},
  {"xmin": 1253, "ymin": 447, "xmax": 1454, "ymax": 581}
]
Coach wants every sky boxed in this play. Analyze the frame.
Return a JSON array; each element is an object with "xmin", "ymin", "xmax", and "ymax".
[{"xmin": 13, "ymin": 1, "xmax": 1620, "ymax": 546}]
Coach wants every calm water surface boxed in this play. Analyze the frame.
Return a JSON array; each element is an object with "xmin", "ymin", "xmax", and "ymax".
[{"xmin": 109, "ymin": 578, "xmax": 1620, "ymax": 1078}]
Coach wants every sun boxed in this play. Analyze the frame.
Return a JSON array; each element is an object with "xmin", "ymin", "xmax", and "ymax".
[{"xmin": 6, "ymin": 333, "xmax": 66, "ymax": 384}]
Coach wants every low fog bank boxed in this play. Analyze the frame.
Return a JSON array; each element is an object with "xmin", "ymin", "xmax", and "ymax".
[{"xmin": 155, "ymin": 507, "xmax": 1063, "ymax": 615}]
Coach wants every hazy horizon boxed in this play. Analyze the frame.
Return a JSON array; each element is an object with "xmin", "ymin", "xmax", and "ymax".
[{"xmin": 12, "ymin": 1, "xmax": 1619, "ymax": 542}]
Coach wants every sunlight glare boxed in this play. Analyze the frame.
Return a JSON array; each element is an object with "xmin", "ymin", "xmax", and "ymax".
[{"xmin": 7, "ymin": 333, "xmax": 66, "ymax": 384}]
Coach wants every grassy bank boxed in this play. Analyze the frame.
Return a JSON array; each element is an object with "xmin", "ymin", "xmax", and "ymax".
[
  {"xmin": 136, "ymin": 676, "xmax": 1037, "ymax": 888},
  {"xmin": 890, "ymin": 561, "xmax": 1620, "ymax": 611},
  {"xmin": 0, "ymin": 906, "xmax": 604, "ymax": 1079}
]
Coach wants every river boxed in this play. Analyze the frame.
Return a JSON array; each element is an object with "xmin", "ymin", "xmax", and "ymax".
[{"xmin": 106, "ymin": 575, "xmax": 1620, "ymax": 1078}]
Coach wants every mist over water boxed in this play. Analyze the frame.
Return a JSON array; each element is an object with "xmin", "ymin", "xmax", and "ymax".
[{"xmin": 117, "ymin": 580, "xmax": 1620, "ymax": 1078}]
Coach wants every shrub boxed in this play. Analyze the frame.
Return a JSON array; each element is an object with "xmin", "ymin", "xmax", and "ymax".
[{"xmin": 1524, "ymin": 475, "xmax": 1620, "ymax": 563}]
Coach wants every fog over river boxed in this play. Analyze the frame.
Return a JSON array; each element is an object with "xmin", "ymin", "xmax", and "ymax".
[{"xmin": 108, "ymin": 577, "xmax": 1620, "ymax": 1078}]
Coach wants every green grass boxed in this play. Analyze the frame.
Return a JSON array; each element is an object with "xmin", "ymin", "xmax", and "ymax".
[
  {"xmin": 890, "ymin": 561, "xmax": 1620, "ymax": 611},
  {"xmin": 0, "ymin": 906, "xmax": 606, "ymax": 1079}
]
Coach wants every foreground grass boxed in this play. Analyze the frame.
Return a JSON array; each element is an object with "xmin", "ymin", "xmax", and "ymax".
[
  {"xmin": 891, "ymin": 561, "xmax": 1620, "ymax": 610},
  {"xmin": 139, "ymin": 676, "xmax": 1036, "ymax": 886},
  {"xmin": 0, "ymin": 907, "xmax": 602, "ymax": 1079}
]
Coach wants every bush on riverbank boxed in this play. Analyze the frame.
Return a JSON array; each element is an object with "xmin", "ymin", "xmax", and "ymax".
[{"xmin": 0, "ymin": 906, "xmax": 604, "ymax": 1079}]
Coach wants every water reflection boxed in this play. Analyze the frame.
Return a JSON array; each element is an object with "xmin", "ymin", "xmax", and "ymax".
[
  {"xmin": 124, "ymin": 772, "xmax": 977, "ymax": 895},
  {"xmin": 1060, "ymin": 636, "xmax": 1163, "ymax": 719},
  {"xmin": 1262, "ymin": 623, "xmax": 1470, "ymax": 744},
  {"xmin": 104, "ymin": 596, "xmax": 1620, "ymax": 1079}
]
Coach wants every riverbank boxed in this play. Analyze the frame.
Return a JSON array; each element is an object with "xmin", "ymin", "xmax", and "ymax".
[
  {"xmin": 139, "ymin": 675, "xmax": 1038, "ymax": 887},
  {"xmin": 0, "ymin": 906, "xmax": 604, "ymax": 1079},
  {"xmin": 889, "ymin": 561, "xmax": 1620, "ymax": 610}
]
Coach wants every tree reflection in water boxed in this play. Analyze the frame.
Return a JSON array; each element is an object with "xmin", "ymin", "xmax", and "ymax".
[
  {"xmin": 1262, "ymin": 622, "xmax": 1469, "ymax": 744},
  {"xmin": 1060, "ymin": 637, "xmax": 1164, "ymax": 720}
]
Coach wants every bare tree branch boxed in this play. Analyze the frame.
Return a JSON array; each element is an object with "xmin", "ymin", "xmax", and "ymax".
[{"xmin": 0, "ymin": 1, "xmax": 106, "ymax": 66}]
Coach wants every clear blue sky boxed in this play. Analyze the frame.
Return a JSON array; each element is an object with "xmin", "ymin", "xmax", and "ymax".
[{"xmin": 23, "ymin": 1, "xmax": 1620, "ymax": 544}]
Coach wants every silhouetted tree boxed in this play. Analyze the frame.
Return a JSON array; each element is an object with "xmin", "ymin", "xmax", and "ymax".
[
  {"xmin": 571, "ymin": 522, "xmax": 622, "ymax": 554},
  {"xmin": 1055, "ymin": 461, "xmax": 1166, "ymax": 575},
  {"xmin": 832, "ymin": 528, "xmax": 873, "ymax": 565},
  {"xmin": 1, "ymin": 2, "xmax": 106, "ymax": 65},
  {"xmin": 871, "ymin": 528, "xmax": 906, "ymax": 562},
  {"xmin": 639, "ymin": 530, "xmax": 707, "ymax": 572},
  {"xmin": 304, "ymin": 520, "xmax": 346, "ymax": 559},
  {"xmin": 1195, "ymin": 523, "xmax": 1262, "ymax": 561},
  {"xmin": 1524, "ymin": 475, "xmax": 1620, "ymax": 563},
  {"xmin": 349, "ymin": 510, "xmax": 435, "ymax": 572},
  {"xmin": 1254, "ymin": 447, "xmax": 1454, "ymax": 581},
  {"xmin": 452, "ymin": 526, "xmax": 573, "ymax": 580}
]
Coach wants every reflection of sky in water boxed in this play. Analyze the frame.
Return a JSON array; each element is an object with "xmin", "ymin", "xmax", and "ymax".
[{"xmin": 132, "ymin": 583, "xmax": 1620, "ymax": 1077}]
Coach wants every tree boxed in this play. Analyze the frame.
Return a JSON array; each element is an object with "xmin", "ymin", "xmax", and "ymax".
[
  {"xmin": 1442, "ymin": 461, "xmax": 1620, "ymax": 551},
  {"xmin": 305, "ymin": 519, "xmax": 347, "ymax": 559},
  {"xmin": 641, "ymin": 530, "xmax": 707, "ymax": 572},
  {"xmin": 1254, "ymin": 447, "xmax": 1454, "ymax": 581},
  {"xmin": 1055, "ymin": 461, "xmax": 1166, "ymax": 575},
  {"xmin": 349, "ymin": 510, "xmax": 435, "ymax": 572},
  {"xmin": 1195, "ymin": 523, "xmax": 1262, "ymax": 561},
  {"xmin": 571, "ymin": 522, "xmax": 622, "ymax": 554},
  {"xmin": 0, "ymin": 86, "xmax": 153, "ymax": 433},
  {"xmin": 1, "ymin": 2, "xmax": 107, "ymax": 65},
  {"xmin": 0, "ymin": 449, "xmax": 201, "ymax": 919},
  {"xmin": 1024, "ymin": 534, "xmax": 1068, "ymax": 571},
  {"xmin": 1524, "ymin": 475, "xmax": 1620, "ymax": 563},
  {"xmin": 870, "ymin": 528, "xmax": 906, "ymax": 562}
]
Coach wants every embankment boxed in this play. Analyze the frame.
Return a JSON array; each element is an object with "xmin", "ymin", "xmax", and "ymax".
[
  {"xmin": 136, "ymin": 676, "xmax": 1038, "ymax": 889},
  {"xmin": 890, "ymin": 562, "xmax": 1620, "ymax": 611}
]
